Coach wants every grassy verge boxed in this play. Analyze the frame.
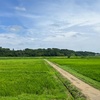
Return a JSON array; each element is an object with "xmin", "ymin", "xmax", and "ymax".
[{"xmin": 56, "ymin": 72, "xmax": 86, "ymax": 100}]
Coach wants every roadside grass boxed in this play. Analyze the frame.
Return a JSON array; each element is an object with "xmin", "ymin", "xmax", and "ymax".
[
  {"xmin": 55, "ymin": 72, "xmax": 86, "ymax": 100},
  {"xmin": 49, "ymin": 58, "xmax": 100, "ymax": 90},
  {"xmin": 0, "ymin": 58, "xmax": 73, "ymax": 100}
]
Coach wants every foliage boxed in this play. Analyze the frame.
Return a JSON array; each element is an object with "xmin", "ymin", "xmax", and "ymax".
[{"xmin": 0, "ymin": 47, "xmax": 96, "ymax": 57}]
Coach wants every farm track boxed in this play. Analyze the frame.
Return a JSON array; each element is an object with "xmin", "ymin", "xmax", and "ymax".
[{"xmin": 45, "ymin": 59, "xmax": 100, "ymax": 100}]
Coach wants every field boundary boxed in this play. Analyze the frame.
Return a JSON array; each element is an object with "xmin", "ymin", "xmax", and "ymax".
[{"xmin": 45, "ymin": 59, "xmax": 100, "ymax": 100}]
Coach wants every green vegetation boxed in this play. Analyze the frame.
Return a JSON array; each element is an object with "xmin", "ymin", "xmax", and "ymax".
[
  {"xmin": 49, "ymin": 58, "xmax": 100, "ymax": 89},
  {"xmin": 0, "ymin": 58, "xmax": 75, "ymax": 100},
  {"xmin": 55, "ymin": 72, "xmax": 86, "ymax": 100},
  {"xmin": 0, "ymin": 47, "xmax": 96, "ymax": 57}
]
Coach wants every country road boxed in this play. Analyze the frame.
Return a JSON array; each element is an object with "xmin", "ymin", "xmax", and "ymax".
[{"xmin": 45, "ymin": 59, "xmax": 100, "ymax": 100}]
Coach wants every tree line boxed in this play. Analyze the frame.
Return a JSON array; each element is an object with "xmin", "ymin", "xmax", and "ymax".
[{"xmin": 0, "ymin": 47, "xmax": 96, "ymax": 57}]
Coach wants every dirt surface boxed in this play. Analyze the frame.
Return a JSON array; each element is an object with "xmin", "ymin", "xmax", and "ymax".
[{"xmin": 45, "ymin": 59, "xmax": 100, "ymax": 100}]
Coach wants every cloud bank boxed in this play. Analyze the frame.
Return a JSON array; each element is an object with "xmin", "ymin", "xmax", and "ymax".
[{"xmin": 0, "ymin": 0, "xmax": 100, "ymax": 52}]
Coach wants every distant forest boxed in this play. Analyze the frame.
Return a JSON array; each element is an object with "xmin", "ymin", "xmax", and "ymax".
[{"xmin": 0, "ymin": 47, "xmax": 98, "ymax": 57}]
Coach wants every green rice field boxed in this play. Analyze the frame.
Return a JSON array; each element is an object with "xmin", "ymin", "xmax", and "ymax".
[
  {"xmin": 0, "ymin": 58, "xmax": 74, "ymax": 100},
  {"xmin": 49, "ymin": 58, "xmax": 100, "ymax": 89}
]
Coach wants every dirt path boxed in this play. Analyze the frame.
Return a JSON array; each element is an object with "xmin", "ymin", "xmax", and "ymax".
[{"xmin": 45, "ymin": 59, "xmax": 100, "ymax": 100}]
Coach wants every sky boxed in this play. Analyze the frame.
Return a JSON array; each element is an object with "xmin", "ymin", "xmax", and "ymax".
[{"xmin": 0, "ymin": 0, "xmax": 100, "ymax": 52}]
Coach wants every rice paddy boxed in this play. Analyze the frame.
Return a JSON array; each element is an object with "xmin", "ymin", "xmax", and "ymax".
[
  {"xmin": 0, "ymin": 58, "xmax": 73, "ymax": 100},
  {"xmin": 49, "ymin": 58, "xmax": 100, "ymax": 89}
]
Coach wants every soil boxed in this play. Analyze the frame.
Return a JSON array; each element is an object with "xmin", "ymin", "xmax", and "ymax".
[{"xmin": 45, "ymin": 59, "xmax": 100, "ymax": 100}]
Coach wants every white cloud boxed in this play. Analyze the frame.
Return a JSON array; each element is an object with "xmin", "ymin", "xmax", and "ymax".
[
  {"xmin": 93, "ymin": 26, "xmax": 100, "ymax": 33},
  {"xmin": 0, "ymin": 25, "xmax": 23, "ymax": 33},
  {"xmin": 1, "ymin": 0, "xmax": 100, "ymax": 52},
  {"xmin": 0, "ymin": 33, "xmax": 35, "ymax": 46},
  {"xmin": 8, "ymin": 25, "xmax": 23, "ymax": 32},
  {"xmin": 20, "ymin": 13, "xmax": 40, "ymax": 19},
  {"xmin": 43, "ymin": 31, "xmax": 82, "ymax": 42},
  {"xmin": 15, "ymin": 7, "xmax": 26, "ymax": 11},
  {"xmin": 92, "ymin": 24, "xmax": 100, "ymax": 33},
  {"xmin": 60, "ymin": 12, "xmax": 100, "ymax": 28}
]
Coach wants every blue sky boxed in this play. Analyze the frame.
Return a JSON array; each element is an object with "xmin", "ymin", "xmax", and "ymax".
[{"xmin": 0, "ymin": 0, "xmax": 100, "ymax": 52}]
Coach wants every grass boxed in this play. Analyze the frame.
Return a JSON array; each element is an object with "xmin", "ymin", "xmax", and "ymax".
[
  {"xmin": 0, "ymin": 58, "xmax": 74, "ymax": 100},
  {"xmin": 55, "ymin": 72, "xmax": 86, "ymax": 100},
  {"xmin": 49, "ymin": 58, "xmax": 100, "ymax": 90}
]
